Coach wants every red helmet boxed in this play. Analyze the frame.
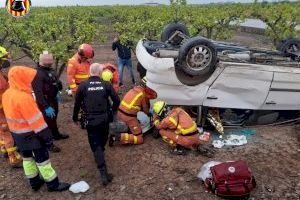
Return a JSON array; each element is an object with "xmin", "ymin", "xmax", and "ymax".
[{"xmin": 78, "ymin": 44, "xmax": 94, "ymax": 59}]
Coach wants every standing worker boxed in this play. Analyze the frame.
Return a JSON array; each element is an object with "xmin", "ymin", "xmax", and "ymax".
[
  {"xmin": 2, "ymin": 66, "xmax": 70, "ymax": 192},
  {"xmin": 0, "ymin": 46, "xmax": 22, "ymax": 167},
  {"xmin": 32, "ymin": 51, "xmax": 69, "ymax": 152},
  {"xmin": 152, "ymin": 101, "xmax": 213, "ymax": 156},
  {"xmin": 72, "ymin": 63, "xmax": 120, "ymax": 186},
  {"xmin": 109, "ymin": 77, "xmax": 157, "ymax": 146},
  {"xmin": 67, "ymin": 44, "xmax": 94, "ymax": 96},
  {"xmin": 112, "ymin": 36, "xmax": 135, "ymax": 87}
]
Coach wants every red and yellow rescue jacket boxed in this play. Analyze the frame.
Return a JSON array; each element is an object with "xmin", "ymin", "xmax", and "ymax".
[
  {"xmin": 2, "ymin": 66, "xmax": 50, "ymax": 151},
  {"xmin": 155, "ymin": 107, "xmax": 197, "ymax": 135},
  {"xmin": 119, "ymin": 86, "xmax": 157, "ymax": 116},
  {"xmin": 100, "ymin": 63, "xmax": 119, "ymax": 93},
  {"xmin": 67, "ymin": 53, "xmax": 91, "ymax": 92},
  {"xmin": 0, "ymin": 72, "xmax": 8, "ymax": 128}
]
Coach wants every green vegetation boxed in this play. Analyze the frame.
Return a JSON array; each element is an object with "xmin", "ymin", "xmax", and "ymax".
[{"xmin": 0, "ymin": 1, "xmax": 299, "ymax": 77}]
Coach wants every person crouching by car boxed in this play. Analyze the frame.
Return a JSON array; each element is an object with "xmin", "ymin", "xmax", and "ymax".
[
  {"xmin": 151, "ymin": 101, "xmax": 214, "ymax": 157},
  {"xmin": 109, "ymin": 77, "xmax": 157, "ymax": 146}
]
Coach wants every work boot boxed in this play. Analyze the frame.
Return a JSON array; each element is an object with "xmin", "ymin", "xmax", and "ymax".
[
  {"xmin": 32, "ymin": 179, "xmax": 45, "ymax": 192},
  {"xmin": 53, "ymin": 133, "xmax": 69, "ymax": 140},
  {"xmin": 48, "ymin": 182, "xmax": 70, "ymax": 192},
  {"xmin": 172, "ymin": 146, "xmax": 187, "ymax": 156},
  {"xmin": 100, "ymin": 166, "xmax": 113, "ymax": 186},
  {"xmin": 109, "ymin": 134, "xmax": 120, "ymax": 147},
  {"xmin": 1, "ymin": 152, "xmax": 8, "ymax": 159},
  {"xmin": 109, "ymin": 135, "xmax": 116, "ymax": 147},
  {"xmin": 8, "ymin": 152, "xmax": 22, "ymax": 168},
  {"xmin": 48, "ymin": 144, "xmax": 61, "ymax": 153}
]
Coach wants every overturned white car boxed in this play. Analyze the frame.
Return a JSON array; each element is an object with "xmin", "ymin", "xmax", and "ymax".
[{"xmin": 136, "ymin": 23, "xmax": 300, "ymax": 125}]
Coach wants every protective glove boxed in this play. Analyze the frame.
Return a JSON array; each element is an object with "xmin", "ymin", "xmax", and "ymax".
[
  {"xmin": 148, "ymin": 108, "xmax": 154, "ymax": 117},
  {"xmin": 56, "ymin": 92, "xmax": 61, "ymax": 103},
  {"xmin": 45, "ymin": 106, "xmax": 56, "ymax": 118}
]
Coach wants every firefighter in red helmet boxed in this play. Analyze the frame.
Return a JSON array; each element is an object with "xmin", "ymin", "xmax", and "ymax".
[{"xmin": 67, "ymin": 44, "xmax": 94, "ymax": 96}]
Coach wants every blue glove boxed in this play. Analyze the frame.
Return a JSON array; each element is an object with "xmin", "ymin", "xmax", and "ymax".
[
  {"xmin": 45, "ymin": 106, "xmax": 56, "ymax": 118},
  {"xmin": 55, "ymin": 92, "xmax": 61, "ymax": 103},
  {"xmin": 149, "ymin": 108, "xmax": 154, "ymax": 116}
]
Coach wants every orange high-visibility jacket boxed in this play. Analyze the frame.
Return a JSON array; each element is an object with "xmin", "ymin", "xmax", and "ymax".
[
  {"xmin": 119, "ymin": 86, "xmax": 157, "ymax": 115},
  {"xmin": 155, "ymin": 107, "xmax": 197, "ymax": 135},
  {"xmin": 67, "ymin": 53, "xmax": 91, "ymax": 91},
  {"xmin": 2, "ymin": 66, "xmax": 48, "ymax": 136},
  {"xmin": 100, "ymin": 63, "xmax": 119, "ymax": 93}
]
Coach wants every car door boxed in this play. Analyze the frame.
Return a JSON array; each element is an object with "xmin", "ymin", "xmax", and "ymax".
[
  {"xmin": 203, "ymin": 66, "xmax": 273, "ymax": 109},
  {"xmin": 261, "ymin": 72, "xmax": 300, "ymax": 110}
]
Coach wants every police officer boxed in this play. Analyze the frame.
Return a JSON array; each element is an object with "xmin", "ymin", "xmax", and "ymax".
[
  {"xmin": 32, "ymin": 51, "xmax": 69, "ymax": 152},
  {"xmin": 72, "ymin": 63, "xmax": 120, "ymax": 186}
]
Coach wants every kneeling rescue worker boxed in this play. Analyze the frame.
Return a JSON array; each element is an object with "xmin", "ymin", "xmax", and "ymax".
[
  {"xmin": 73, "ymin": 63, "xmax": 120, "ymax": 186},
  {"xmin": 0, "ymin": 46, "xmax": 22, "ymax": 167},
  {"xmin": 152, "ymin": 101, "xmax": 201, "ymax": 154},
  {"xmin": 2, "ymin": 66, "xmax": 70, "ymax": 192},
  {"xmin": 109, "ymin": 77, "xmax": 157, "ymax": 145}
]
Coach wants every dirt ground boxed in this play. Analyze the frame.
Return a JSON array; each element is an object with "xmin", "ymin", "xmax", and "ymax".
[{"xmin": 0, "ymin": 31, "xmax": 299, "ymax": 200}]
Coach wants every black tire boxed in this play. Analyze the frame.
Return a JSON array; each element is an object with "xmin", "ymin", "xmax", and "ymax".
[
  {"xmin": 177, "ymin": 37, "xmax": 217, "ymax": 77},
  {"xmin": 277, "ymin": 38, "xmax": 300, "ymax": 54},
  {"xmin": 161, "ymin": 22, "xmax": 189, "ymax": 46},
  {"xmin": 152, "ymin": 128, "xmax": 160, "ymax": 139},
  {"xmin": 143, "ymin": 40, "xmax": 171, "ymax": 54},
  {"xmin": 174, "ymin": 66, "xmax": 216, "ymax": 86}
]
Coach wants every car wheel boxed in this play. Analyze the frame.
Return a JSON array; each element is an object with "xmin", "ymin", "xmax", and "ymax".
[
  {"xmin": 177, "ymin": 37, "xmax": 217, "ymax": 77},
  {"xmin": 277, "ymin": 38, "xmax": 300, "ymax": 59},
  {"xmin": 161, "ymin": 22, "xmax": 189, "ymax": 46},
  {"xmin": 143, "ymin": 40, "xmax": 171, "ymax": 54}
]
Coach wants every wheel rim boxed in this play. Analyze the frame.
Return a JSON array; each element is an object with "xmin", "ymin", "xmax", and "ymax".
[{"xmin": 186, "ymin": 45, "xmax": 212, "ymax": 71}]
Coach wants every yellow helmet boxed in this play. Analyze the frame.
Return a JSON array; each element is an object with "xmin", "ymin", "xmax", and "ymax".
[
  {"xmin": 141, "ymin": 76, "xmax": 147, "ymax": 87},
  {"xmin": 102, "ymin": 69, "xmax": 113, "ymax": 82},
  {"xmin": 153, "ymin": 101, "xmax": 167, "ymax": 116},
  {"xmin": 0, "ymin": 46, "xmax": 8, "ymax": 59}
]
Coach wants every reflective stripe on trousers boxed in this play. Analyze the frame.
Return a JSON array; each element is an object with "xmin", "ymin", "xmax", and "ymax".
[
  {"xmin": 120, "ymin": 133, "xmax": 143, "ymax": 145},
  {"xmin": 23, "ymin": 157, "xmax": 39, "ymax": 179},
  {"xmin": 36, "ymin": 160, "xmax": 57, "ymax": 182}
]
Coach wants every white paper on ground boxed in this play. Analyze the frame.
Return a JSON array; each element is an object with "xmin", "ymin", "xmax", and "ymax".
[
  {"xmin": 213, "ymin": 134, "xmax": 247, "ymax": 149},
  {"xmin": 69, "ymin": 181, "xmax": 90, "ymax": 193}
]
